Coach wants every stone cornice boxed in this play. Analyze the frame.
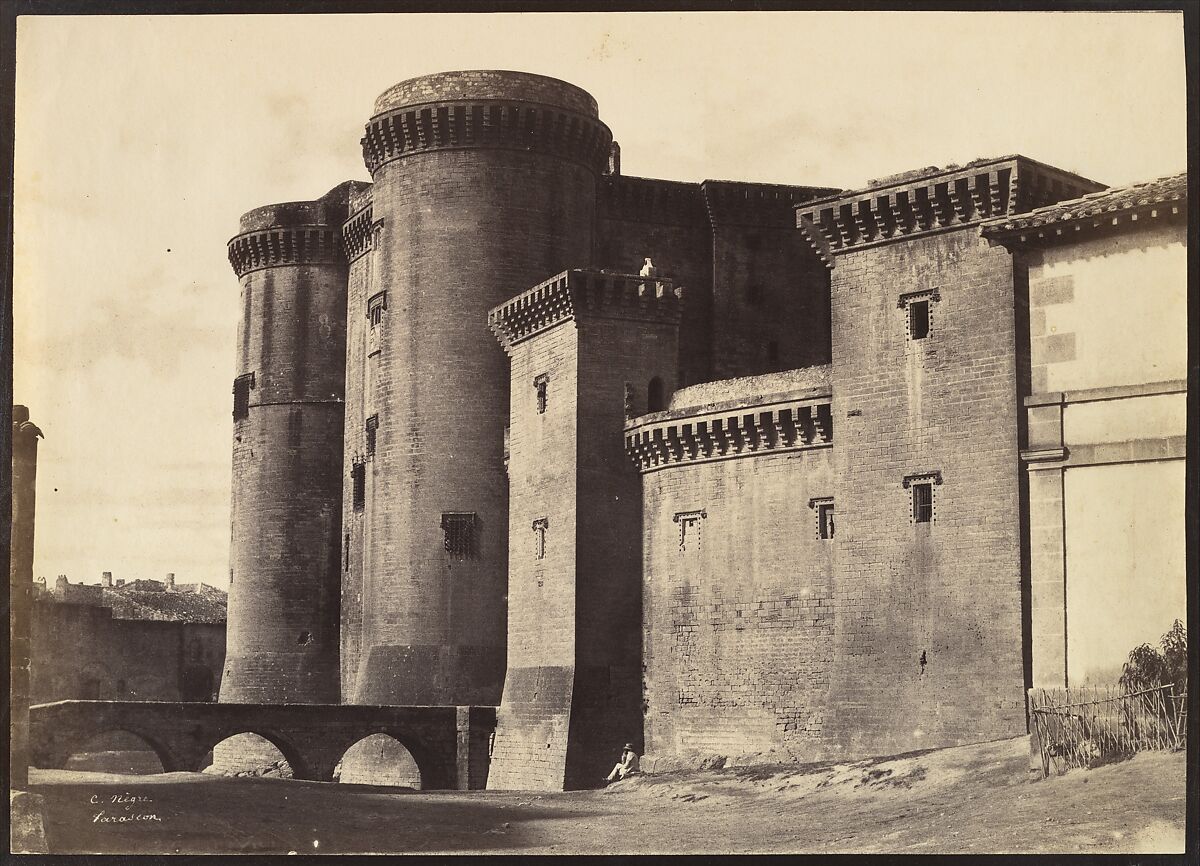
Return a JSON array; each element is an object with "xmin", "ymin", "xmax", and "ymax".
[
  {"xmin": 796, "ymin": 156, "xmax": 1105, "ymax": 267},
  {"xmin": 228, "ymin": 226, "xmax": 345, "ymax": 278},
  {"xmin": 489, "ymin": 269, "xmax": 684, "ymax": 354},
  {"xmin": 362, "ymin": 100, "xmax": 613, "ymax": 175},
  {"xmin": 624, "ymin": 392, "xmax": 833, "ymax": 473}
]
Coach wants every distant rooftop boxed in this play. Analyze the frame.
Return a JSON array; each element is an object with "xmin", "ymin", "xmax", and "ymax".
[{"xmin": 37, "ymin": 576, "xmax": 227, "ymax": 624}]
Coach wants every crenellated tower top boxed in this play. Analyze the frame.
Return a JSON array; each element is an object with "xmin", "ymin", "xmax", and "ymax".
[
  {"xmin": 489, "ymin": 269, "xmax": 684, "ymax": 355},
  {"xmin": 796, "ymin": 155, "xmax": 1106, "ymax": 267},
  {"xmin": 362, "ymin": 70, "xmax": 612, "ymax": 176}
]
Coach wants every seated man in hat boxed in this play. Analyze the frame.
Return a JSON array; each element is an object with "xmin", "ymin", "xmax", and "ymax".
[{"xmin": 605, "ymin": 743, "xmax": 640, "ymax": 783}]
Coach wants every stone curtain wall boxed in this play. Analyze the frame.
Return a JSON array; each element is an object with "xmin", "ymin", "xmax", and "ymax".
[
  {"xmin": 641, "ymin": 446, "xmax": 836, "ymax": 761},
  {"xmin": 824, "ymin": 229, "xmax": 1027, "ymax": 756}
]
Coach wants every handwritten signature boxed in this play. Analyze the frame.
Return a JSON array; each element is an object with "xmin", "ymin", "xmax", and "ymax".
[{"xmin": 89, "ymin": 793, "xmax": 163, "ymax": 824}]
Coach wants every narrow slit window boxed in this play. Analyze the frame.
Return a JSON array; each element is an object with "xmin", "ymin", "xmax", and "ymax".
[
  {"xmin": 441, "ymin": 512, "xmax": 477, "ymax": 560},
  {"xmin": 367, "ymin": 291, "xmax": 388, "ymax": 327},
  {"xmin": 288, "ymin": 407, "xmax": 303, "ymax": 446},
  {"xmin": 909, "ymin": 300, "xmax": 930, "ymax": 340},
  {"xmin": 534, "ymin": 374, "xmax": 549, "ymax": 415},
  {"xmin": 232, "ymin": 372, "xmax": 255, "ymax": 421},
  {"xmin": 912, "ymin": 483, "xmax": 933, "ymax": 523},
  {"xmin": 532, "ymin": 517, "xmax": 549, "ymax": 561},
  {"xmin": 365, "ymin": 414, "xmax": 379, "ymax": 457},
  {"xmin": 647, "ymin": 376, "xmax": 665, "ymax": 412},
  {"xmin": 352, "ymin": 462, "xmax": 366, "ymax": 512},
  {"xmin": 343, "ymin": 532, "xmax": 351, "ymax": 572}
]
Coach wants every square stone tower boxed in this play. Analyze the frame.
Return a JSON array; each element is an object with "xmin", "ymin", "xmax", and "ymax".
[{"xmin": 487, "ymin": 269, "xmax": 683, "ymax": 789}]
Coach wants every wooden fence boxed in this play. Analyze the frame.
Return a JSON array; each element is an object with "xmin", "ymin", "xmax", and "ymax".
[{"xmin": 1028, "ymin": 684, "xmax": 1187, "ymax": 778}]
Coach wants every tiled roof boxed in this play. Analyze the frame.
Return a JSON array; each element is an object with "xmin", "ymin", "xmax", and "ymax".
[
  {"xmin": 981, "ymin": 172, "xmax": 1186, "ymax": 238},
  {"xmin": 103, "ymin": 587, "xmax": 228, "ymax": 624}
]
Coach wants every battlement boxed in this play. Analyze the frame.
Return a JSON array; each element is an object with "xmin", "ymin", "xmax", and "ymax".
[
  {"xmin": 228, "ymin": 180, "xmax": 369, "ymax": 277},
  {"xmin": 362, "ymin": 92, "xmax": 611, "ymax": 175},
  {"xmin": 488, "ymin": 269, "xmax": 684, "ymax": 354},
  {"xmin": 796, "ymin": 155, "xmax": 1106, "ymax": 266},
  {"xmin": 624, "ymin": 385, "xmax": 832, "ymax": 473}
]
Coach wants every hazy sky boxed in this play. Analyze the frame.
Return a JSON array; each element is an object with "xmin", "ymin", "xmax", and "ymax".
[{"xmin": 13, "ymin": 11, "xmax": 1187, "ymax": 586}]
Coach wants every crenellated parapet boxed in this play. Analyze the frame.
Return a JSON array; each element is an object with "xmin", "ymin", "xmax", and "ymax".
[
  {"xmin": 796, "ymin": 155, "xmax": 1105, "ymax": 267},
  {"xmin": 702, "ymin": 180, "xmax": 839, "ymax": 228},
  {"xmin": 624, "ymin": 388, "xmax": 832, "ymax": 473},
  {"xmin": 227, "ymin": 180, "xmax": 369, "ymax": 277},
  {"xmin": 362, "ymin": 101, "xmax": 612, "ymax": 175},
  {"xmin": 228, "ymin": 226, "xmax": 344, "ymax": 278},
  {"xmin": 489, "ymin": 269, "xmax": 684, "ymax": 354}
]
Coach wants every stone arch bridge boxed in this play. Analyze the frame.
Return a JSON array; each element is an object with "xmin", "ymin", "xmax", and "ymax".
[{"xmin": 30, "ymin": 701, "xmax": 495, "ymax": 790}]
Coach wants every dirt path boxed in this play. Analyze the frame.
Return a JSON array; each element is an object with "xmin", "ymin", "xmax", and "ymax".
[{"xmin": 26, "ymin": 736, "xmax": 1186, "ymax": 855}]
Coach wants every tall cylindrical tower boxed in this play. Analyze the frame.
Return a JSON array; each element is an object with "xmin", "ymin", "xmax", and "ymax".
[
  {"xmin": 348, "ymin": 71, "xmax": 612, "ymax": 705},
  {"xmin": 10, "ymin": 405, "xmax": 43, "ymax": 788},
  {"xmin": 221, "ymin": 181, "xmax": 366, "ymax": 705}
]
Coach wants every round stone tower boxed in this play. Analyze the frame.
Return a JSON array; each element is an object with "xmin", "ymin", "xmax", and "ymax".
[
  {"xmin": 221, "ymin": 180, "xmax": 366, "ymax": 705},
  {"xmin": 350, "ymin": 71, "xmax": 612, "ymax": 705}
]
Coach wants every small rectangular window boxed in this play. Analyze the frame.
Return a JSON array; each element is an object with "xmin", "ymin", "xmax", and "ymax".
[
  {"xmin": 674, "ymin": 509, "xmax": 707, "ymax": 552},
  {"xmin": 912, "ymin": 482, "xmax": 933, "ymax": 523},
  {"xmin": 442, "ymin": 512, "xmax": 477, "ymax": 560},
  {"xmin": 818, "ymin": 503, "xmax": 835, "ymax": 539},
  {"xmin": 365, "ymin": 414, "xmax": 379, "ymax": 457},
  {"xmin": 352, "ymin": 462, "xmax": 366, "ymax": 511},
  {"xmin": 909, "ymin": 300, "xmax": 930, "ymax": 340},
  {"xmin": 232, "ymin": 372, "xmax": 255, "ymax": 421},
  {"xmin": 535, "ymin": 374, "xmax": 549, "ymax": 415}
]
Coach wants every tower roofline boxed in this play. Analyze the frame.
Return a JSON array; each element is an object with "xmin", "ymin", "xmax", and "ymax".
[{"xmin": 489, "ymin": 269, "xmax": 684, "ymax": 354}]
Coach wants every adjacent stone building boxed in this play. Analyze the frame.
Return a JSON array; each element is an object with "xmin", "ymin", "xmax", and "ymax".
[
  {"xmin": 30, "ymin": 575, "xmax": 227, "ymax": 704},
  {"xmin": 217, "ymin": 70, "xmax": 1189, "ymax": 789}
]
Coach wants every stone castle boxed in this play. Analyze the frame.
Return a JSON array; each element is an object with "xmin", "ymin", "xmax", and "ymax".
[{"xmin": 221, "ymin": 70, "xmax": 1188, "ymax": 790}]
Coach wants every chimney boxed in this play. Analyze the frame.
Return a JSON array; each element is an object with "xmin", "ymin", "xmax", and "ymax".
[
  {"xmin": 607, "ymin": 140, "xmax": 621, "ymax": 176},
  {"xmin": 101, "ymin": 571, "xmax": 113, "ymax": 587},
  {"xmin": 165, "ymin": 572, "xmax": 175, "ymax": 591}
]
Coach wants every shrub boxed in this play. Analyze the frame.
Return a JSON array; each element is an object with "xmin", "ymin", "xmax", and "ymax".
[{"xmin": 1119, "ymin": 619, "xmax": 1187, "ymax": 693}]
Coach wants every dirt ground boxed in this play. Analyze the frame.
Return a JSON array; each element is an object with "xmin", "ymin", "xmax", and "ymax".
[{"xmin": 24, "ymin": 736, "xmax": 1187, "ymax": 855}]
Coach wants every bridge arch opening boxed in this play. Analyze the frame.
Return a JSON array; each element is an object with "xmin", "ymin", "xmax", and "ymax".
[
  {"xmin": 204, "ymin": 732, "xmax": 296, "ymax": 779},
  {"xmin": 63, "ymin": 729, "xmax": 167, "ymax": 775},
  {"xmin": 335, "ymin": 733, "xmax": 423, "ymax": 789}
]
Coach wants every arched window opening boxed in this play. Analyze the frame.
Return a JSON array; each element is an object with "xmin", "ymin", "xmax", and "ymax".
[
  {"xmin": 334, "ymin": 733, "xmax": 422, "ymax": 789},
  {"xmin": 204, "ymin": 732, "xmax": 293, "ymax": 779},
  {"xmin": 647, "ymin": 376, "xmax": 665, "ymax": 413},
  {"xmin": 63, "ymin": 730, "xmax": 165, "ymax": 775}
]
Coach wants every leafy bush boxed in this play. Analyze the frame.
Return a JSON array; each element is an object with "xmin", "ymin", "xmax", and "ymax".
[{"xmin": 1119, "ymin": 619, "xmax": 1187, "ymax": 693}]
